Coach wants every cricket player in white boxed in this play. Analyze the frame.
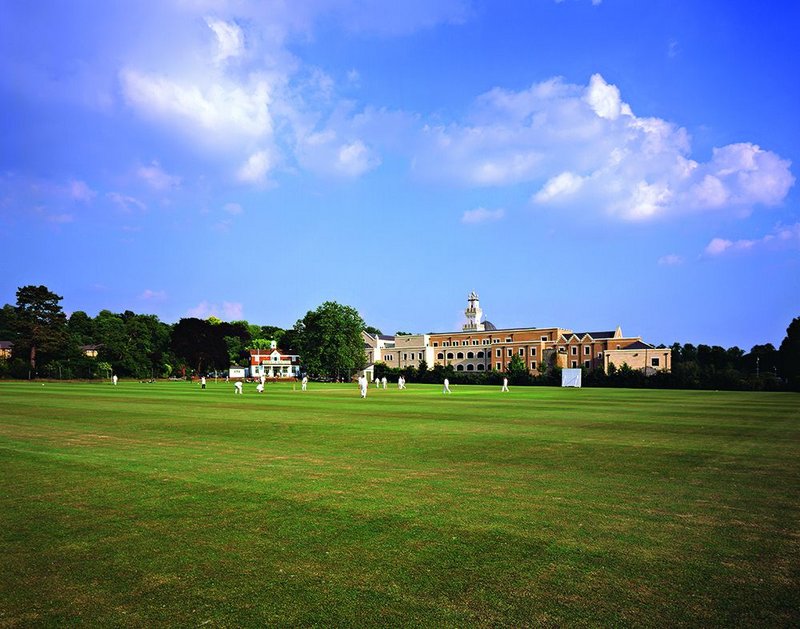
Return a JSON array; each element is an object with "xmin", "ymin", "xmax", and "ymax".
[
  {"xmin": 443, "ymin": 378, "xmax": 451, "ymax": 394},
  {"xmin": 501, "ymin": 377, "xmax": 509, "ymax": 392}
]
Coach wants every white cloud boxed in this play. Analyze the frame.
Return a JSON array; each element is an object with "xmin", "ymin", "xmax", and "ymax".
[
  {"xmin": 107, "ymin": 191, "xmax": 147, "ymax": 212},
  {"xmin": 236, "ymin": 150, "xmax": 273, "ymax": 184},
  {"xmin": 461, "ymin": 207, "xmax": 505, "ymax": 224},
  {"xmin": 140, "ymin": 289, "xmax": 167, "ymax": 301},
  {"xmin": 69, "ymin": 180, "xmax": 97, "ymax": 202},
  {"xmin": 206, "ymin": 18, "xmax": 244, "ymax": 65},
  {"xmin": 658, "ymin": 254, "xmax": 684, "ymax": 266},
  {"xmin": 137, "ymin": 162, "xmax": 181, "ymax": 190},
  {"xmin": 223, "ymin": 202, "xmax": 243, "ymax": 215},
  {"xmin": 186, "ymin": 300, "xmax": 243, "ymax": 320},
  {"xmin": 533, "ymin": 172, "xmax": 584, "ymax": 202},
  {"xmin": 705, "ymin": 223, "xmax": 800, "ymax": 256},
  {"xmin": 120, "ymin": 68, "xmax": 273, "ymax": 142},
  {"xmin": 413, "ymin": 74, "xmax": 794, "ymax": 221}
]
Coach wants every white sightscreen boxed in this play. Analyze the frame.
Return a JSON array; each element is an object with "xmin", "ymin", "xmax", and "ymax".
[{"xmin": 561, "ymin": 368, "xmax": 582, "ymax": 388}]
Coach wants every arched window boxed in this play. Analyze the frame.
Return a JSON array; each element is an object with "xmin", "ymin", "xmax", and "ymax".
[
  {"xmin": 466, "ymin": 364, "xmax": 474, "ymax": 371},
  {"xmin": 477, "ymin": 363, "xmax": 485, "ymax": 371},
  {"xmin": 477, "ymin": 351, "xmax": 484, "ymax": 358},
  {"xmin": 447, "ymin": 352, "xmax": 454, "ymax": 359},
  {"xmin": 456, "ymin": 364, "xmax": 464, "ymax": 371},
  {"xmin": 457, "ymin": 352, "xmax": 464, "ymax": 359},
  {"xmin": 437, "ymin": 352, "xmax": 444, "ymax": 360},
  {"xmin": 467, "ymin": 351, "xmax": 474, "ymax": 359}
]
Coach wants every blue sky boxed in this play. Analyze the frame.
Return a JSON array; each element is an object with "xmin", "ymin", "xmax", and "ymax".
[{"xmin": 1, "ymin": 0, "xmax": 798, "ymax": 350}]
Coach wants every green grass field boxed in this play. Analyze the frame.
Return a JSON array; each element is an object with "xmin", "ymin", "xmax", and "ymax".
[{"xmin": 1, "ymin": 380, "xmax": 798, "ymax": 627}]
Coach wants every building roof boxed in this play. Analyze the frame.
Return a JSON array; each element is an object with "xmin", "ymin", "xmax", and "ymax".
[
  {"xmin": 618, "ymin": 340, "xmax": 655, "ymax": 350},
  {"xmin": 483, "ymin": 320, "xmax": 497, "ymax": 330},
  {"xmin": 378, "ymin": 334, "xmax": 395, "ymax": 341},
  {"xmin": 0, "ymin": 340, "xmax": 14, "ymax": 350}
]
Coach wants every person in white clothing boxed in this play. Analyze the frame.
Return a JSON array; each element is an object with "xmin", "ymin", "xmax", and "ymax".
[
  {"xmin": 501, "ymin": 377, "xmax": 509, "ymax": 392},
  {"xmin": 256, "ymin": 382, "xmax": 264, "ymax": 393},
  {"xmin": 112, "ymin": 374, "xmax": 118, "ymax": 386},
  {"xmin": 359, "ymin": 375, "xmax": 368, "ymax": 398},
  {"xmin": 443, "ymin": 378, "xmax": 451, "ymax": 394},
  {"xmin": 234, "ymin": 381, "xmax": 243, "ymax": 394},
  {"xmin": 200, "ymin": 376, "xmax": 206, "ymax": 390},
  {"xmin": 301, "ymin": 375, "xmax": 308, "ymax": 391},
  {"xmin": 381, "ymin": 376, "xmax": 387, "ymax": 389}
]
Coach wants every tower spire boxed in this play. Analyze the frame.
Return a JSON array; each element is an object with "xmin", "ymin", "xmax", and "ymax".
[{"xmin": 463, "ymin": 291, "xmax": 485, "ymax": 331}]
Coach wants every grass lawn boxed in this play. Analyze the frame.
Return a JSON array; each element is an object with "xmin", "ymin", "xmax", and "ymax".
[{"xmin": 0, "ymin": 380, "xmax": 798, "ymax": 627}]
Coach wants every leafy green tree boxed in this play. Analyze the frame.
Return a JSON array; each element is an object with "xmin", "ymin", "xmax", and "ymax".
[
  {"xmin": 13, "ymin": 285, "xmax": 68, "ymax": 371},
  {"xmin": 171, "ymin": 318, "xmax": 228, "ymax": 374},
  {"xmin": 364, "ymin": 326, "xmax": 382, "ymax": 336},
  {"xmin": 293, "ymin": 301, "xmax": 366, "ymax": 380},
  {"xmin": 0, "ymin": 304, "xmax": 17, "ymax": 340},
  {"xmin": 67, "ymin": 311, "xmax": 94, "ymax": 346},
  {"xmin": 505, "ymin": 354, "xmax": 529, "ymax": 384}
]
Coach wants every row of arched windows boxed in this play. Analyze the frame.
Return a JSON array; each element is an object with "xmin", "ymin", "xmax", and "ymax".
[{"xmin": 436, "ymin": 351, "xmax": 485, "ymax": 360}]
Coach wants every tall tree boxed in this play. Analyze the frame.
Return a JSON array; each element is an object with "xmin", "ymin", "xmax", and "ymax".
[
  {"xmin": 293, "ymin": 301, "xmax": 366, "ymax": 380},
  {"xmin": 13, "ymin": 285, "xmax": 68, "ymax": 370}
]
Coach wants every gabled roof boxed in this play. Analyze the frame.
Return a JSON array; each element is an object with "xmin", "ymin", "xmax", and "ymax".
[{"xmin": 0, "ymin": 340, "xmax": 14, "ymax": 350}]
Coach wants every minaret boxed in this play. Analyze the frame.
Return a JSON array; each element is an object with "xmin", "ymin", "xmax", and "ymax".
[{"xmin": 463, "ymin": 291, "xmax": 485, "ymax": 331}]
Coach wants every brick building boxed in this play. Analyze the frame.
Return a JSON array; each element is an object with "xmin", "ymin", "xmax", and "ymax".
[{"xmin": 365, "ymin": 293, "xmax": 670, "ymax": 376}]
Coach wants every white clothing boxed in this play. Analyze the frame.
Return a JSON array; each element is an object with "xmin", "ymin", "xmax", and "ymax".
[
  {"xmin": 501, "ymin": 378, "xmax": 509, "ymax": 392},
  {"xmin": 256, "ymin": 383, "xmax": 264, "ymax": 393},
  {"xmin": 443, "ymin": 378, "xmax": 451, "ymax": 394},
  {"xmin": 112, "ymin": 375, "xmax": 118, "ymax": 386},
  {"xmin": 381, "ymin": 377, "xmax": 387, "ymax": 389},
  {"xmin": 234, "ymin": 381, "xmax": 243, "ymax": 394},
  {"xmin": 301, "ymin": 376, "xmax": 308, "ymax": 391}
]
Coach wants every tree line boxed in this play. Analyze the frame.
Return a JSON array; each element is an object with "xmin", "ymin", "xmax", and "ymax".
[
  {"xmin": 1, "ymin": 285, "xmax": 797, "ymax": 390},
  {"xmin": 0, "ymin": 286, "xmax": 366, "ymax": 381}
]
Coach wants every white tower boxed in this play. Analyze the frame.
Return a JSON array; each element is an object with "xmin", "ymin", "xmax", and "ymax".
[{"xmin": 463, "ymin": 291, "xmax": 485, "ymax": 331}]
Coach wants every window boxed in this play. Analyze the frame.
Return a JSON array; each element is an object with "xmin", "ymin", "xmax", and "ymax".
[
  {"xmin": 505, "ymin": 337, "xmax": 512, "ymax": 342},
  {"xmin": 496, "ymin": 349, "xmax": 501, "ymax": 357},
  {"xmin": 437, "ymin": 353, "xmax": 444, "ymax": 360},
  {"xmin": 541, "ymin": 335, "xmax": 548, "ymax": 341},
  {"xmin": 531, "ymin": 361, "xmax": 537, "ymax": 370},
  {"xmin": 507, "ymin": 349, "xmax": 513, "ymax": 357},
  {"xmin": 447, "ymin": 352, "xmax": 454, "ymax": 360},
  {"xmin": 477, "ymin": 351, "xmax": 484, "ymax": 358},
  {"xmin": 483, "ymin": 339, "xmax": 490, "ymax": 345},
  {"xmin": 571, "ymin": 361, "xmax": 577, "ymax": 368},
  {"xmin": 457, "ymin": 352, "xmax": 464, "ymax": 359},
  {"xmin": 496, "ymin": 362, "xmax": 501, "ymax": 370},
  {"xmin": 651, "ymin": 357, "xmax": 660, "ymax": 367},
  {"xmin": 403, "ymin": 353, "xmax": 407, "ymax": 361},
  {"xmin": 584, "ymin": 360, "xmax": 590, "ymax": 368},
  {"xmin": 519, "ymin": 348, "xmax": 524, "ymax": 356},
  {"xmin": 597, "ymin": 352, "xmax": 603, "ymax": 359},
  {"xmin": 472, "ymin": 340, "xmax": 479, "ymax": 345},
  {"xmin": 456, "ymin": 364, "xmax": 464, "ymax": 371},
  {"xmin": 493, "ymin": 339, "xmax": 500, "ymax": 344},
  {"xmin": 530, "ymin": 347, "xmax": 537, "ymax": 356},
  {"xmin": 616, "ymin": 345, "xmax": 621, "ymax": 350},
  {"xmin": 584, "ymin": 346, "xmax": 590, "ymax": 355},
  {"xmin": 466, "ymin": 364, "xmax": 474, "ymax": 371},
  {"xmin": 433, "ymin": 342, "xmax": 438, "ymax": 347},
  {"xmin": 477, "ymin": 363, "xmax": 485, "ymax": 371},
  {"xmin": 571, "ymin": 346, "xmax": 577, "ymax": 355},
  {"xmin": 467, "ymin": 351, "xmax": 474, "ymax": 359},
  {"xmin": 462, "ymin": 341, "xmax": 468, "ymax": 346}
]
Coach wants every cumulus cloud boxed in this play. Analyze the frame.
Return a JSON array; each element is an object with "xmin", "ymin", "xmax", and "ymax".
[
  {"xmin": 187, "ymin": 301, "xmax": 243, "ymax": 320},
  {"xmin": 137, "ymin": 162, "xmax": 181, "ymax": 190},
  {"xmin": 236, "ymin": 150, "xmax": 273, "ymax": 183},
  {"xmin": 705, "ymin": 223, "xmax": 800, "ymax": 256},
  {"xmin": 461, "ymin": 207, "xmax": 505, "ymax": 224},
  {"xmin": 206, "ymin": 18, "xmax": 244, "ymax": 65},
  {"xmin": 413, "ymin": 73, "xmax": 794, "ymax": 221}
]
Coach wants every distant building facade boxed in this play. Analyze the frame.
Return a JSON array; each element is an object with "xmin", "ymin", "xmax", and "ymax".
[
  {"xmin": 366, "ymin": 293, "xmax": 671, "ymax": 376},
  {"xmin": 249, "ymin": 341, "xmax": 301, "ymax": 379}
]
